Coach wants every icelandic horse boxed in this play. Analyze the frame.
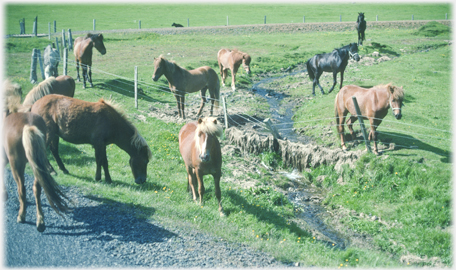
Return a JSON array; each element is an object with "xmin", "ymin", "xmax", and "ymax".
[
  {"xmin": 335, "ymin": 83, "xmax": 404, "ymax": 155},
  {"xmin": 217, "ymin": 49, "xmax": 251, "ymax": 91},
  {"xmin": 74, "ymin": 33, "xmax": 106, "ymax": 88},
  {"xmin": 178, "ymin": 117, "xmax": 224, "ymax": 216}
]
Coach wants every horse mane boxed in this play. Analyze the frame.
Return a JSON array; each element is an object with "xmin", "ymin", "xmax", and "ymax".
[
  {"xmin": 377, "ymin": 83, "xmax": 404, "ymax": 101},
  {"xmin": 100, "ymin": 99, "xmax": 152, "ymax": 159},
  {"xmin": 3, "ymin": 79, "xmax": 22, "ymax": 114},
  {"xmin": 195, "ymin": 117, "xmax": 223, "ymax": 138},
  {"xmin": 158, "ymin": 54, "xmax": 178, "ymax": 73},
  {"xmin": 22, "ymin": 77, "xmax": 55, "ymax": 109}
]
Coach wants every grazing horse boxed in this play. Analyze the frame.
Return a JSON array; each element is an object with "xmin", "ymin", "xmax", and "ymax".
[
  {"xmin": 44, "ymin": 44, "xmax": 60, "ymax": 79},
  {"xmin": 178, "ymin": 117, "xmax": 224, "ymax": 216},
  {"xmin": 172, "ymin": 23, "xmax": 184, "ymax": 27},
  {"xmin": 20, "ymin": 75, "xmax": 75, "ymax": 112},
  {"xmin": 335, "ymin": 83, "xmax": 404, "ymax": 155},
  {"xmin": 30, "ymin": 94, "xmax": 152, "ymax": 184},
  {"xmin": 74, "ymin": 33, "xmax": 106, "ymax": 89},
  {"xmin": 152, "ymin": 56, "xmax": 220, "ymax": 119},
  {"xmin": 356, "ymin": 13, "xmax": 367, "ymax": 46},
  {"xmin": 217, "ymin": 48, "xmax": 251, "ymax": 91},
  {"xmin": 306, "ymin": 43, "xmax": 360, "ymax": 96},
  {"xmin": 3, "ymin": 112, "xmax": 69, "ymax": 232}
]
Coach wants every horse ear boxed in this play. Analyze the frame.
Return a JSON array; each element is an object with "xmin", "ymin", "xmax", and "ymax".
[
  {"xmin": 98, "ymin": 34, "xmax": 103, "ymax": 40},
  {"xmin": 198, "ymin": 118, "xmax": 203, "ymax": 124},
  {"xmin": 213, "ymin": 119, "xmax": 217, "ymax": 125}
]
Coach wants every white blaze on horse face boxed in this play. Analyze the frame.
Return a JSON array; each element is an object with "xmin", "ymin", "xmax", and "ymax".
[{"xmin": 198, "ymin": 132, "xmax": 210, "ymax": 162}]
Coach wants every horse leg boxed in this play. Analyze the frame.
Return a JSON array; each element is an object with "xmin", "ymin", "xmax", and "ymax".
[
  {"xmin": 94, "ymin": 144, "xmax": 111, "ymax": 183},
  {"xmin": 187, "ymin": 170, "xmax": 198, "ymax": 202},
  {"xmin": 76, "ymin": 59, "xmax": 81, "ymax": 82},
  {"xmin": 10, "ymin": 159, "xmax": 27, "ymax": 223},
  {"xmin": 314, "ymin": 71, "xmax": 325, "ymax": 95},
  {"xmin": 81, "ymin": 64, "xmax": 87, "ymax": 89},
  {"xmin": 195, "ymin": 169, "xmax": 205, "ymax": 206},
  {"xmin": 2, "ymin": 150, "xmax": 8, "ymax": 201},
  {"xmin": 196, "ymin": 88, "xmax": 208, "ymax": 116},
  {"xmin": 220, "ymin": 67, "xmax": 227, "ymax": 87},
  {"xmin": 49, "ymin": 136, "xmax": 69, "ymax": 174},
  {"xmin": 346, "ymin": 116, "xmax": 358, "ymax": 142},
  {"xmin": 213, "ymin": 172, "xmax": 224, "ymax": 217},
  {"xmin": 88, "ymin": 65, "xmax": 93, "ymax": 88},
  {"xmin": 231, "ymin": 68, "xmax": 236, "ymax": 91},
  {"xmin": 328, "ymin": 71, "xmax": 337, "ymax": 93},
  {"xmin": 370, "ymin": 119, "xmax": 382, "ymax": 155},
  {"xmin": 32, "ymin": 177, "xmax": 45, "ymax": 232},
  {"xmin": 339, "ymin": 70, "xmax": 345, "ymax": 90},
  {"xmin": 336, "ymin": 109, "xmax": 348, "ymax": 150}
]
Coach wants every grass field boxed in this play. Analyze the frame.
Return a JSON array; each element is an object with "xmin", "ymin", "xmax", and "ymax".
[{"xmin": 3, "ymin": 3, "xmax": 453, "ymax": 268}]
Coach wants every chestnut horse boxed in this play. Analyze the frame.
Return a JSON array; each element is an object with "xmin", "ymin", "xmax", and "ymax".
[
  {"xmin": 178, "ymin": 117, "xmax": 224, "ymax": 216},
  {"xmin": 3, "ymin": 112, "xmax": 69, "ymax": 232},
  {"xmin": 74, "ymin": 33, "xmax": 106, "ymax": 89},
  {"xmin": 152, "ymin": 56, "xmax": 220, "ymax": 119},
  {"xmin": 20, "ymin": 75, "xmax": 75, "ymax": 111},
  {"xmin": 30, "ymin": 94, "xmax": 152, "ymax": 184},
  {"xmin": 335, "ymin": 83, "xmax": 404, "ymax": 154},
  {"xmin": 217, "ymin": 49, "xmax": 251, "ymax": 91}
]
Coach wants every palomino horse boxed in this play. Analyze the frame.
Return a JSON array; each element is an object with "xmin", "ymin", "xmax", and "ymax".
[
  {"xmin": 306, "ymin": 43, "xmax": 360, "ymax": 96},
  {"xmin": 152, "ymin": 56, "xmax": 220, "ymax": 119},
  {"xmin": 44, "ymin": 44, "xmax": 60, "ymax": 79},
  {"xmin": 20, "ymin": 75, "xmax": 75, "ymax": 111},
  {"xmin": 335, "ymin": 83, "xmax": 404, "ymax": 155},
  {"xmin": 74, "ymin": 33, "xmax": 106, "ymax": 89},
  {"xmin": 217, "ymin": 49, "xmax": 251, "ymax": 91},
  {"xmin": 178, "ymin": 117, "xmax": 224, "ymax": 216},
  {"xmin": 3, "ymin": 112, "xmax": 69, "ymax": 232},
  {"xmin": 30, "ymin": 94, "xmax": 152, "ymax": 184},
  {"xmin": 356, "ymin": 13, "xmax": 367, "ymax": 46}
]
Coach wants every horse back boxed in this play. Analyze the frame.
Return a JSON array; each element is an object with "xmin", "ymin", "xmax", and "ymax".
[
  {"xmin": 74, "ymin": 37, "xmax": 93, "ymax": 64},
  {"xmin": 187, "ymin": 66, "xmax": 219, "ymax": 89},
  {"xmin": 55, "ymin": 75, "xmax": 76, "ymax": 97},
  {"xmin": 217, "ymin": 48, "xmax": 231, "ymax": 67}
]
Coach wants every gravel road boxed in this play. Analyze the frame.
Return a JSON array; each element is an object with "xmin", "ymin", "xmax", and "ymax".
[{"xmin": 3, "ymin": 169, "xmax": 288, "ymax": 268}]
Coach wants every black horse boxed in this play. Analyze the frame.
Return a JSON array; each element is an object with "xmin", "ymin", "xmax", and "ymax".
[
  {"xmin": 172, "ymin": 23, "xmax": 184, "ymax": 27},
  {"xmin": 306, "ymin": 43, "xmax": 360, "ymax": 96},
  {"xmin": 356, "ymin": 12, "xmax": 366, "ymax": 46}
]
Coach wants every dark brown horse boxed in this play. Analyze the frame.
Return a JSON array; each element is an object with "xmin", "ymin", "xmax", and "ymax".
[
  {"xmin": 335, "ymin": 83, "xmax": 404, "ymax": 154},
  {"xmin": 3, "ymin": 112, "xmax": 69, "ymax": 232},
  {"xmin": 152, "ymin": 56, "xmax": 220, "ymax": 119},
  {"xmin": 74, "ymin": 33, "xmax": 106, "ymax": 89},
  {"xmin": 178, "ymin": 117, "xmax": 224, "ymax": 216},
  {"xmin": 30, "ymin": 94, "xmax": 152, "ymax": 184},
  {"xmin": 20, "ymin": 75, "xmax": 75, "ymax": 111},
  {"xmin": 217, "ymin": 49, "xmax": 251, "ymax": 91},
  {"xmin": 356, "ymin": 12, "xmax": 367, "ymax": 46}
]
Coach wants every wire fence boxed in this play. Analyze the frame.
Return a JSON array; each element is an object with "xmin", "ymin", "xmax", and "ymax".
[{"xmin": 33, "ymin": 49, "xmax": 451, "ymax": 156}]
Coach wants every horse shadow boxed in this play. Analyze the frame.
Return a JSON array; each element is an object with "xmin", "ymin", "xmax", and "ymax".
[
  {"xmin": 49, "ymin": 195, "xmax": 176, "ymax": 244},
  {"xmin": 95, "ymin": 79, "xmax": 170, "ymax": 104},
  {"xmin": 363, "ymin": 42, "xmax": 400, "ymax": 57}
]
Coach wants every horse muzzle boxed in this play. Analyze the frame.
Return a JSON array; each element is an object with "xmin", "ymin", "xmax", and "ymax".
[
  {"xmin": 100, "ymin": 50, "xmax": 107, "ymax": 55},
  {"xmin": 134, "ymin": 175, "xmax": 147, "ymax": 185},
  {"xmin": 395, "ymin": 113, "xmax": 402, "ymax": 120},
  {"xmin": 199, "ymin": 154, "xmax": 211, "ymax": 163}
]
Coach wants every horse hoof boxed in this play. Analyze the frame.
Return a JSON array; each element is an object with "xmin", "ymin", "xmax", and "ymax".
[
  {"xmin": 36, "ymin": 223, "xmax": 46, "ymax": 232},
  {"xmin": 219, "ymin": 211, "xmax": 226, "ymax": 217},
  {"xmin": 17, "ymin": 215, "xmax": 25, "ymax": 223}
]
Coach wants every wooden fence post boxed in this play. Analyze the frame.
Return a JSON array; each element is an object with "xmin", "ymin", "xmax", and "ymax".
[
  {"xmin": 55, "ymin": 37, "xmax": 60, "ymax": 55},
  {"xmin": 68, "ymin": 29, "xmax": 73, "ymax": 50},
  {"xmin": 139, "ymin": 20, "xmax": 141, "ymax": 29},
  {"xmin": 187, "ymin": 18, "xmax": 189, "ymax": 27},
  {"xmin": 54, "ymin": 20, "xmax": 56, "ymax": 33},
  {"xmin": 263, "ymin": 118, "xmax": 281, "ymax": 140},
  {"xmin": 48, "ymin": 22, "xmax": 51, "ymax": 40},
  {"xmin": 63, "ymin": 48, "xmax": 68, "ymax": 76},
  {"xmin": 61, "ymin": 29, "xmax": 66, "ymax": 48},
  {"xmin": 352, "ymin": 96, "xmax": 371, "ymax": 153},
  {"xmin": 33, "ymin": 16, "xmax": 37, "ymax": 36},
  {"xmin": 37, "ymin": 49, "xmax": 45, "ymax": 80},
  {"xmin": 264, "ymin": 15, "xmax": 267, "ymax": 24},
  {"xmin": 93, "ymin": 19, "xmax": 96, "ymax": 31},
  {"xmin": 222, "ymin": 96, "xmax": 228, "ymax": 130},
  {"xmin": 134, "ymin": 66, "xmax": 138, "ymax": 109},
  {"xmin": 30, "ymin": 49, "xmax": 38, "ymax": 83},
  {"xmin": 20, "ymin": 18, "xmax": 25, "ymax": 34}
]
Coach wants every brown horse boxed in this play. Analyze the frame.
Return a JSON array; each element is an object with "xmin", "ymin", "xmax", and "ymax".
[
  {"xmin": 20, "ymin": 75, "xmax": 75, "ymax": 112},
  {"xmin": 152, "ymin": 56, "xmax": 220, "ymax": 119},
  {"xmin": 335, "ymin": 83, "xmax": 404, "ymax": 154},
  {"xmin": 3, "ymin": 112, "xmax": 69, "ymax": 232},
  {"xmin": 178, "ymin": 117, "xmax": 224, "ymax": 216},
  {"xmin": 30, "ymin": 94, "xmax": 152, "ymax": 184},
  {"xmin": 217, "ymin": 49, "xmax": 251, "ymax": 91},
  {"xmin": 74, "ymin": 33, "xmax": 106, "ymax": 89}
]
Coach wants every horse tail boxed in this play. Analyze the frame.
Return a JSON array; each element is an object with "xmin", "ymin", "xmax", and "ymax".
[
  {"xmin": 214, "ymin": 76, "xmax": 220, "ymax": 109},
  {"xmin": 306, "ymin": 59, "xmax": 314, "ymax": 80},
  {"xmin": 67, "ymin": 76, "xmax": 76, "ymax": 97},
  {"xmin": 22, "ymin": 125, "xmax": 69, "ymax": 216}
]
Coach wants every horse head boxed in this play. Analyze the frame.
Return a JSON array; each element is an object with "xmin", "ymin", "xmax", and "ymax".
[
  {"xmin": 129, "ymin": 132, "xmax": 152, "ymax": 184},
  {"xmin": 388, "ymin": 85, "xmax": 404, "ymax": 120},
  {"xmin": 195, "ymin": 117, "xmax": 222, "ymax": 163},
  {"xmin": 152, "ymin": 57, "xmax": 165, "ymax": 81},
  {"xmin": 348, "ymin": 43, "xmax": 360, "ymax": 62},
  {"xmin": 92, "ymin": 34, "xmax": 106, "ymax": 55},
  {"xmin": 242, "ymin": 54, "xmax": 252, "ymax": 74},
  {"xmin": 357, "ymin": 12, "xmax": 365, "ymax": 22}
]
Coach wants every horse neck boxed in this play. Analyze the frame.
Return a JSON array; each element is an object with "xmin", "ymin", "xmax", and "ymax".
[{"xmin": 112, "ymin": 118, "xmax": 138, "ymax": 156}]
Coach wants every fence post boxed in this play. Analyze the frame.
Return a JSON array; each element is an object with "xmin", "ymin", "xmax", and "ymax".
[
  {"xmin": 48, "ymin": 22, "xmax": 51, "ymax": 39},
  {"xmin": 376, "ymin": 15, "xmax": 378, "ymax": 21},
  {"xmin": 264, "ymin": 15, "xmax": 267, "ymax": 24},
  {"xmin": 134, "ymin": 66, "xmax": 138, "ymax": 109},
  {"xmin": 30, "ymin": 49, "xmax": 38, "ymax": 83},
  {"xmin": 20, "ymin": 18, "xmax": 25, "ymax": 34},
  {"xmin": 68, "ymin": 29, "xmax": 73, "ymax": 50},
  {"xmin": 352, "ymin": 96, "xmax": 372, "ymax": 153},
  {"xmin": 139, "ymin": 20, "xmax": 141, "ymax": 29},
  {"xmin": 445, "ymin": 13, "xmax": 448, "ymax": 20},
  {"xmin": 54, "ymin": 20, "xmax": 56, "ymax": 33},
  {"xmin": 63, "ymin": 48, "xmax": 68, "ymax": 76},
  {"xmin": 412, "ymin": 15, "xmax": 414, "ymax": 20},
  {"xmin": 93, "ymin": 19, "xmax": 96, "ymax": 31},
  {"xmin": 263, "ymin": 118, "xmax": 282, "ymax": 140},
  {"xmin": 222, "ymin": 96, "xmax": 228, "ymax": 130},
  {"xmin": 55, "ymin": 37, "xmax": 60, "ymax": 55},
  {"xmin": 61, "ymin": 29, "xmax": 66, "ymax": 48},
  {"xmin": 37, "ymin": 49, "xmax": 45, "ymax": 80},
  {"xmin": 33, "ymin": 16, "xmax": 37, "ymax": 36},
  {"xmin": 187, "ymin": 18, "xmax": 189, "ymax": 27}
]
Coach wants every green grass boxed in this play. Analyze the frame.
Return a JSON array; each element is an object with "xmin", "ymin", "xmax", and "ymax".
[{"xmin": 3, "ymin": 4, "xmax": 452, "ymax": 268}]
